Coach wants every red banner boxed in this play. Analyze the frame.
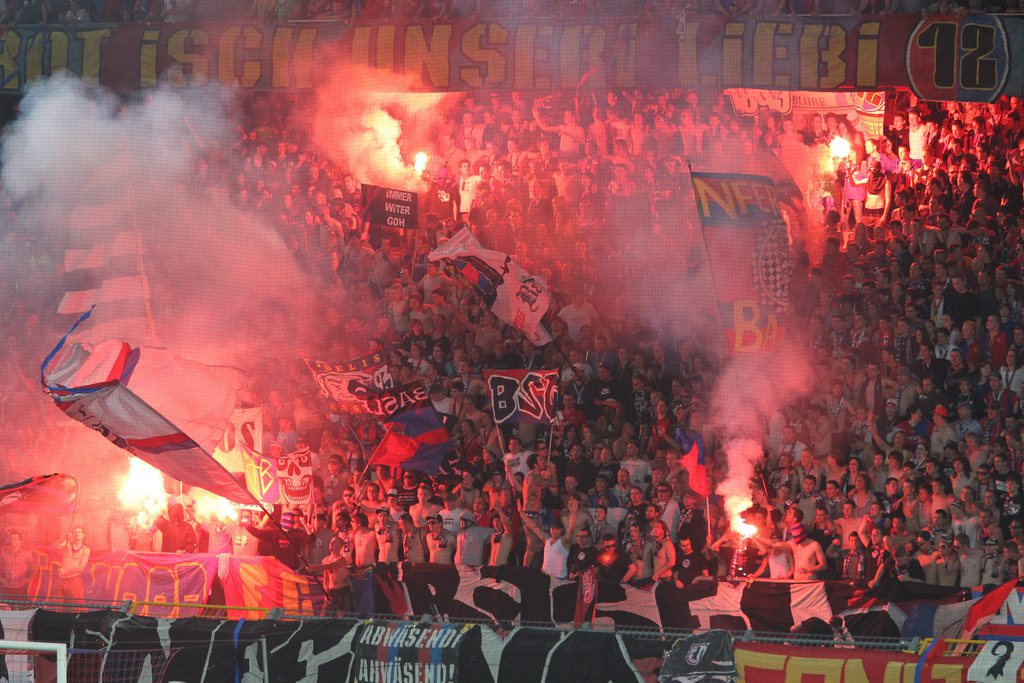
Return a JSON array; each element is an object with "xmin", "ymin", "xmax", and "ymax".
[
  {"xmin": 734, "ymin": 642, "xmax": 970, "ymax": 683},
  {"xmin": 0, "ymin": 16, "xmax": 1020, "ymax": 101},
  {"xmin": 219, "ymin": 555, "xmax": 322, "ymax": 619},
  {"xmin": 29, "ymin": 550, "xmax": 218, "ymax": 618}
]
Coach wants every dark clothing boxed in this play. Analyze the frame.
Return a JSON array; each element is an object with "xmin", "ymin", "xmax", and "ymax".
[
  {"xmin": 676, "ymin": 550, "xmax": 708, "ymax": 584},
  {"xmin": 155, "ymin": 518, "xmax": 197, "ymax": 553}
]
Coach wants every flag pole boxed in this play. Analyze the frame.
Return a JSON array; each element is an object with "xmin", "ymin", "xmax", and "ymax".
[{"xmin": 354, "ymin": 423, "xmax": 391, "ymax": 487}]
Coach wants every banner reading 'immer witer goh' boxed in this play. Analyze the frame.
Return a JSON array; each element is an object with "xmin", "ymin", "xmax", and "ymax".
[{"xmin": 691, "ymin": 172, "xmax": 792, "ymax": 354}]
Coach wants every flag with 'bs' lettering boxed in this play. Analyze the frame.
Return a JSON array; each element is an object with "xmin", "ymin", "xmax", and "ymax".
[
  {"xmin": 691, "ymin": 171, "xmax": 792, "ymax": 354},
  {"xmin": 483, "ymin": 369, "xmax": 559, "ymax": 424}
]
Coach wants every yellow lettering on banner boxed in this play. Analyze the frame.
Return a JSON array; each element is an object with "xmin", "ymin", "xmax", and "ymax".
[
  {"xmin": 800, "ymin": 23, "xmax": 846, "ymax": 88},
  {"xmin": 0, "ymin": 32, "xmax": 22, "ymax": 90},
  {"xmin": 167, "ymin": 29, "xmax": 208, "ymax": 86},
  {"xmin": 733, "ymin": 300, "xmax": 762, "ymax": 352},
  {"xmin": 579, "ymin": 25, "xmax": 605, "ymax": 88},
  {"xmin": 798, "ymin": 23, "xmax": 821, "ymax": 88},
  {"xmin": 350, "ymin": 25, "xmax": 372, "ymax": 65},
  {"xmin": 49, "ymin": 31, "xmax": 68, "ymax": 76},
  {"xmin": 239, "ymin": 561, "xmax": 270, "ymax": 608},
  {"xmin": 404, "ymin": 24, "xmax": 451, "ymax": 88},
  {"xmin": 753, "ymin": 22, "xmax": 777, "ymax": 87},
  {"xmin": 677, "ymin": 22, "xmax": 698, "ymax": 87},
  {"xmin": 376, "ymin": 24, "xmax": 396, "ymax": 71},
  {"xmin": 290, "ymin": 27, "xmax": 315, "ymax": 89},
  {"xmin": 139, "ymin": 29, "xmax": 160, "ymax": 87},
  {"xmin": 79, "ymin": 28, "xmax": 109, "ymax": 82},
  {"xmin": 560, "ymin": 25, "xmax": 581, "ymax": 88},
  {"xmin": 856, "ymin": 22, "xmax": 879, "ymax": 87},
  {"xmin": 271, "ymin": 27, "xmax": 293, "ymax": 88},
  {"xmin": 611, "ymin": 23, "xmax": 635, "ymax": 87},
  {"xmin": 774, "ymin": 23, "xmax": 793, "ymax": 88},
  {"xmin": 735, "ymin": 648, "xmax": 786, "ymax": 680},
  {"xmin": 788, "ymin": 657, "xmax": 843, "ymax": 682},
  {"xmin": 217, "ymin": 26, "xmax": 260, "ymax": 88},
  {"xmin": 722, "ymin": 22, "xmax": 744, "ymax": 85},
  {"xmin": 513, "ymin": 24, "xmax": 536, "ymax": 89},
  {"xmin": 460, "ymin": 23, "xmax": 507, "ymax": 88},
  {"xmin": 693, "ymin": 178, "xmax": 736, "ymax": 220},
  {"xmin": 839, "ymin": 655, "xmax": 905, "ymax": 683},
  {"xmin": 929, "ymin": 664, "xmax": 964, "ymax": 683},
  {"xmin": 280, "ymin": 570, "xmax": 315, "ymax": 614},
  {"xmin": 24, "ymin": 32, "xmax": 42, "ymax": 84}
]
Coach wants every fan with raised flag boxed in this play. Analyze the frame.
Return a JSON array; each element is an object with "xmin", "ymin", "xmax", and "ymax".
[{"xmin": 369, "ymin": 403, "xmax": 453, "ymax": 475}]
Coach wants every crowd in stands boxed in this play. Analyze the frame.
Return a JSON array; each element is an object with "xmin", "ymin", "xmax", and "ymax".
[
  {"xmin": 7, "ymin": 79, "xmax": 1024, "ymax": 611},
  {"xmin": 117, "ymin": 83, "xmax": 1024, "ymax": 614}
]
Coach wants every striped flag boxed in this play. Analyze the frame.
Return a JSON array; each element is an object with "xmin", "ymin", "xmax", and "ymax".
[
  {"xmin": 59, "ymin": 199, "xmax": 155, "ymax": 345},
  {"xmin": 41, "ymin": 311, "xmax": 251, "ymax": 504}
]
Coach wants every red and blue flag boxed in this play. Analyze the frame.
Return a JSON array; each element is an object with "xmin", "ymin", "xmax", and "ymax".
[{"xmin": 372, "ymin": 405, "xmax": 452, "ymax": 474}]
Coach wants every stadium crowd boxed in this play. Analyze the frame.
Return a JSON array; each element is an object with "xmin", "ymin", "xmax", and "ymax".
[
  {"xmin": 7, "ymin": 82, "xmax": 1024, "ymax": 612},
  {"xmin": 133, "ymin": 84, "xmax": 1024, "ymax": 615}
]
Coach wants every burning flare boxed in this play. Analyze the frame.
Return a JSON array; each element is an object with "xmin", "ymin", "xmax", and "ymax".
[
  {"xmin": 117, "ymin": 459, "xmax": 169, "ymax": 529},
  {"xmin": 190, "ymin": 488, "xmax": 239, "ymax": 525},
  {"xmin": 414, "ymin": 152, "xmax": 428, "ymax": 175},
  {"xmin": 829, "ymin": 136, "xmax": 851, "ymax": 159}
]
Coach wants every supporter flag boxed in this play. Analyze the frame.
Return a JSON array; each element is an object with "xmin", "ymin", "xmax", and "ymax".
[
  {"xmin": 59, "ymin": 199, "xmax": 156, "ymax": 346},
  {"xmin": 429, "ymin": 228, "xmax": 552, "ymax": 345},
  {"xmin": 239, "ymin": 443, "xmax": 280, "ymax": 505},
  {"xmin": 0, "ymin": 474, "xmax": 78, "ymax": 513},
  {"xmin": 484, "ymin": 369, "xmax": 559, "ymax": 424},
  {"xmin": 690, "ymin": 171, "xmax": 792, "ymax": 354},
  {"xmin": 40, "ymin": 309, "xmax": 252, "ymax": 505},
  {"xmin": 958, "ymin": 578, "xmax": 1019, "ymax": 640},
  {"xmin": 304, "ymin": 352, "xmax": 393, "ymax": 415},
  {"xmin": 212, "ymin": 407, "xmax": 263, "ymax": 476},
  {"xmin": 371, "ymin": 405, "xmax": 452, "ymax": 474},
  {"xmin": 679, "ymin": 434, "xmax": 708, "ymax": 498}
]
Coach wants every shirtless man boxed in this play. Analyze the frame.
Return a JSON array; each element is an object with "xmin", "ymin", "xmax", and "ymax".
[
  {"xmin": 425, "ymin": 514, "xmax": 454, "ymax": 564},
  {"xmin": 521, "ymin": 453, "xmax": 547, "ymax": 568},
  {"xmin": 374, "ymin": 507, "xmax": 401, "ymax": 564},
  {"xmin": 651, "ymin": 521, "xmax": 677, "ymax": 583},
  {"xmin": 787, "ymin": 523, "xmax": 827, "ymax": 580},
  {"xmin": 308, "ymin": 537, "xmax": 353, "ymax": 615},
  {"xmin": 351, "ymin": 513, "xmax": 378, "ymax": 572},
  {"xmin": 398, "ymin": 514, "xmax": 427, "ymax": 563},
  {"xmin": 488, "ymin": 507, "xmax": 514, "ymax": 566},
  {"xmin": 409, "ymin": 482, "xmax": 440, "ymax": 527}
]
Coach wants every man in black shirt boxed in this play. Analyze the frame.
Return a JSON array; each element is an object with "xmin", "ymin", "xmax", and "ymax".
[{"xmin": 674, "ymin": 537, "xmax": 709, "ymax": 588}]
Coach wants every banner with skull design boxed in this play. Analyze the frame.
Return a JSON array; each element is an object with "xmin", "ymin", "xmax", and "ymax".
[{"xmin": 273, "ymin": 445, "xmax": 314, "ymax": 507}]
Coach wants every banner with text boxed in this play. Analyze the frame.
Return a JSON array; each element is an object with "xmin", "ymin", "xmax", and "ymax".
[
  {"xmin": 484, "ymin": 369, "xmax": 559, "ymax": 425},
  {"xmin": 304, "ymin": 352, "xmax": 394, "ymax": 415},
  {"xmin": 691, "ymin": 171, "xmax": 791, "ymax": 354},
  {"xmin": 2, "ymin": 16, "xmax": 1024, "ymax": 101},
  {"xmin": 362, "ymin": 183, "xmax": 419, "ymax": 230}
]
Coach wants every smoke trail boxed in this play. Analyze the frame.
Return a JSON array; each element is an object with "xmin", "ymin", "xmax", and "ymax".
[
  {"xmin": 0, "ymin": 76, "xmax": 332, "ymax": 545},
  {"xmin": 709, "ymin": 341, "xmax": 815, "ymax": 529},
  {"xmin": 297, "ymin": 64, "xmax": 456, "ymax": 190}
]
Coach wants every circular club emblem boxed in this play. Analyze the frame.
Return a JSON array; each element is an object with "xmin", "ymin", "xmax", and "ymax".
[{"xmin": 907, "ymin": 15, "xmax": 1008, "ymax": 102}]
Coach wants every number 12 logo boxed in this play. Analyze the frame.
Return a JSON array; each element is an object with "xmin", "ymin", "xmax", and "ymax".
[{"xmin": 907, "ymin": 15, "xmax": 1008, "ymax": 102}]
